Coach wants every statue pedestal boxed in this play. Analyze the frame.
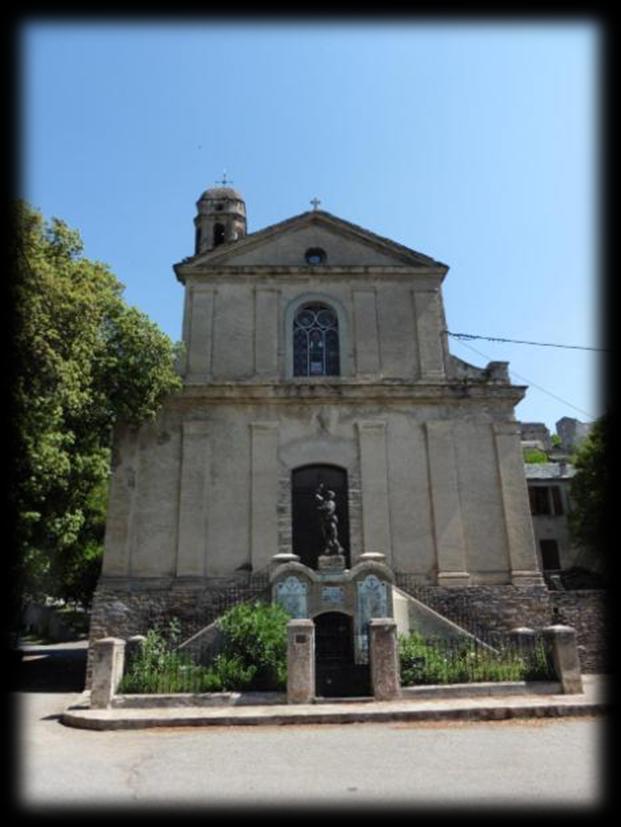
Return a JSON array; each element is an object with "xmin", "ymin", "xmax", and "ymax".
[{"xmin": 317, "ymin": 554, "xmax": 346, "ymax": 572}]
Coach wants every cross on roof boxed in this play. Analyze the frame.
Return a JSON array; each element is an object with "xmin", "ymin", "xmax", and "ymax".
[
  {"xmin": 310, "ymin": 197, "xmax": 321, "ymax": 211},
  {"xmin": 215, "ymin": 170, "xmax": 233, "ymax": 186}
]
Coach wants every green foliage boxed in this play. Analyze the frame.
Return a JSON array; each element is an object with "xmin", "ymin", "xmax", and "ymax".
[
  {"xmin": 119, "ymin": 603, "xmax": 291, "ymax": 694},
  {"xmin": 568, "ymin": 416, "xmax": 609, "ymax": 572},
  {"xmin": 523, "ymin": 448, "xmax": 548, "ymax": 463},
  {"xmin": 214, "ymin": 600, "xmax": 291, "ymax": 690},
  {"xmin": 202, "ymin": 654, "xmax": 258, "ymax": 692},
  {"xmin": 11, "ymin": 201, "xmax": 182, "ymax": 610},
  {"xmin": 551, "ymin": 434, "xmax": 562, "ymax": 448},
  {"xmin": 399, "ymin": 633, "xmax": 552, "ymax": 686},
  {"xmin": 119, "ymin": 620, "xmax": 204, "ymax": 694}
]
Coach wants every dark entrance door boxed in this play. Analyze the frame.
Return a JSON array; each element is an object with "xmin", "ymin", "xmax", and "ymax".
[
  {"xmin": 314, "ymin": 612, "xmax": 370, "ymax": 698},
  {"xmin": 291, "ymin": 465, "xmax": 350, "ymax": 569}
]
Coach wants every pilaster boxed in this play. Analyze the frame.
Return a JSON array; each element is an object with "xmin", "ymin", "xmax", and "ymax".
[
  {"xmin": 425, "ymin": 420, "xmax": 470, "ymax": 585},
  {"xmin": 412, "ymin": 288, "xmax": 446, "ymax": 379},
  {"xmin": 176, "ymin": 420, "xmax": 210, "ymax": 577},
  {"xmin": 493, "ymin": 421, "xmax": 544, "ymax": 585},
  {"xmin": 357, "ymin": 421, "xmax": 392, "ymax": 562},
  {"xmin": 250, "ymin": 422, "xmax": 280, "ymax": 571}
]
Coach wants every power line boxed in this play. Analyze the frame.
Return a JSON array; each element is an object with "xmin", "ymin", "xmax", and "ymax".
[
  {"xmin": 444, "ymin": 330, "xmax": 607, "ymax": 353},
  {"xmin": 452, "ymin": 337, "xmax": 597, "ymax": 420}
]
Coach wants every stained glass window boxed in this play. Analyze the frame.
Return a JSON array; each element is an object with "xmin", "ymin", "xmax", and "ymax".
[{"xmin": 293, "ymin": 303, "xmax": 340, "ymax": 376}]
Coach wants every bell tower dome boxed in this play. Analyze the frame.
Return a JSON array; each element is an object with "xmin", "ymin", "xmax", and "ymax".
[{"xmin": 194, "ymin": 183, "xmax": 247, "ymax": 254}]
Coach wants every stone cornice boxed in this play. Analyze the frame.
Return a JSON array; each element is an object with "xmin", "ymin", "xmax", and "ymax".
[
  {"xmin": 175, "ymin": 264, "xmax": 447, "ymax": 285},
  {"xmin": 165, "ymin": 380, "xmax": 527, "ymax": 405}
]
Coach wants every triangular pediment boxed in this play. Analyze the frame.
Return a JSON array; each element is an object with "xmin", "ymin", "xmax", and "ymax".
[{"xmin": 175, "ymin": 210, "xmax": 447, "ymax": 273}]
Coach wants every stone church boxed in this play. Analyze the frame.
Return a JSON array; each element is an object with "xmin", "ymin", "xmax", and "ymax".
[{"xmin": 89, "ymin": 185, "xmax": 551, "ymax": 656}]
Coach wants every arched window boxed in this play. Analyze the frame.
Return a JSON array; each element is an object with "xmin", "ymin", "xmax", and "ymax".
[{"xmin": 293, "ymin": 303, "xmax": 340, "ymax": 376}]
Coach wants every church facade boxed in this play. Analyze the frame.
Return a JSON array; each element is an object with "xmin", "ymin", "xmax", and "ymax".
[{"xmin": 89, "ymin": 186, "xmax": 550, "ymax": 650}]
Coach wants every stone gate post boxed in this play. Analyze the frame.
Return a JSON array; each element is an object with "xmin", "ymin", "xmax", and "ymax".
[
  {"xmin": 287, "ymin": 619, "xmax": 315, "ymax": 704},
  {"xmin": 90, "ymin": 637, "xmax": 126, "ymax": 709},
  {"xmin": 369, "ymin": 618, "xmax": 401, "ymax": 700},
  {"xmin": 542, "ymin": 624, "xmax": 583, "ymax": 694}
]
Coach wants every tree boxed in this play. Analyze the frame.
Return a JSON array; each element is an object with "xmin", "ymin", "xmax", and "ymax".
[
  {"xmin": 10, "ymin": 201, "xmax": 183, "ymax": 613},
  {"xmin": 567, "ymin": 414, "xmax": 609, "ymax": 573}
]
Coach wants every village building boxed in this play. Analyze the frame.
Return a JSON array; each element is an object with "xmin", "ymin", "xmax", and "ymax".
[
  {"xmin": 519, "ymin": 418, "xmax": 602, "ymax": 584},
  {"xmin": 90, "ymin": 185, "xmax": 574, "ymax": 672}
]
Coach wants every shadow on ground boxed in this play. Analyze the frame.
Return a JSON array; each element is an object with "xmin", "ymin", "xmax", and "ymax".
[{"xmin": 12, "ymin": 644, "xmax": 87, "ymax": 693}]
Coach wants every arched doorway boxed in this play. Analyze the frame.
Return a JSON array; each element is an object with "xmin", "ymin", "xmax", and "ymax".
[
  {"xmin": 291, "ymin": 465, "xmax": 350, "ymax": 569},
  {"xmin": 314, "ymin": 612, "xmax": 370, "ymax": 698}
]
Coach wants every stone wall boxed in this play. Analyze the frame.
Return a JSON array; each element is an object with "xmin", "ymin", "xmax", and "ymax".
[
  {"xmin": 87, "ymin": 578, "xmax": 608, "ymax": 686},
  {"xmin": 549, "ymin": 590, "xmax": 608, "ymax": 674},
  {"xmin": 86, "ymin": 574, "xmax": 270, "ymax": 686},
  {"xmin": 394, "ymin": 578, "xmax": 607, "ymax": 674},
  {"xmin": 414, "ymin": 584, "xmax": 553, "ymax": 635}
]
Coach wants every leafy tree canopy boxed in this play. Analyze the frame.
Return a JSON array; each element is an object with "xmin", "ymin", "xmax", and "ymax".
[
  {"xmin": 568, "ymin": 414, "xmax": 609, "ymax": 573},
  {"xmin": 11, "ymin": 201, "xmax": 183, "ymax": 610}
]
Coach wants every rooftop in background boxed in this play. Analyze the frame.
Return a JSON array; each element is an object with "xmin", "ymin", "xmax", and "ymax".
[
  {"xmin": 519, "ymin": 417, "xmax": 593, "ymax": 455},
  {"xmin": 524, "ymin": 462, "xmax": 576, "ymax": 480}
]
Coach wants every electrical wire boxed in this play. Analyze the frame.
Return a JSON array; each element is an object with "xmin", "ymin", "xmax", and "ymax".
[
  {"xmin": 444, "ymin": 330, "xmax": 607, "ymax": 353},
  {"xmin": 452, "ymin": 336, "xmax": 597, "ymax": 420}
]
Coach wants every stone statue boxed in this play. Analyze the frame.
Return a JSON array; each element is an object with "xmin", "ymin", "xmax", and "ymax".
[{"xmin": 315, "ymin": 482, "xmax": 344, "ymax": 556}]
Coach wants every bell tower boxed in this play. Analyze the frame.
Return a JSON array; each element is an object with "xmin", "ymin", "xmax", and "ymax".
[{"xmin": 193, "ymin": 182, "xmax": 247, "ymax": 255}]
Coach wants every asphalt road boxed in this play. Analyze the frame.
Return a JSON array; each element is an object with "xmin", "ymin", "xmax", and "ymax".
[{"xmin": 12, "ymin": 641, "xmax": 609, "ymax": 813}]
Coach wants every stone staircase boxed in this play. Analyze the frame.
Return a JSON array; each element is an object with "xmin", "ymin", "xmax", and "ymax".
[
  {"xmin": 176, "ymin": 568, "xmax": 271, "ymax": 664},
  {"xmin": 392, "ymin": 585, "xmax": 496, "ymax": 650},
  {"xmin": 176, "ymin": 567, "xmax": 497, "ymax": 667}
]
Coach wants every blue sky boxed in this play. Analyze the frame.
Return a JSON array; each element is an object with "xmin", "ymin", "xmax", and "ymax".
[{"xmin": 20, "ymin": 20, "xmax": 601, "ymax": 432}]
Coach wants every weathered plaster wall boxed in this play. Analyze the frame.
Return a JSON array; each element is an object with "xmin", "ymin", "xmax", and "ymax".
[
  {"xmin": 182, "ymin": 278, "xmax": 446, "ymax": 384},
  {"xmin": 102, "ymin": 393, "xmax": 537, "ymax": 589}
]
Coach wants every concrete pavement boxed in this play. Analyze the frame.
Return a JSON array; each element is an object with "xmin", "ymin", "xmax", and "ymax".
[{"xmin": 62, "ymin": 674, "xmax": 608, "ymax": 730}]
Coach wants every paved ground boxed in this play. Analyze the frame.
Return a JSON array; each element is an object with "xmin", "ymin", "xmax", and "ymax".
[
  {"xmin": 15, "ymin": 690, "xmax": 607, "ymax": 810},
  {"xmin": 12, "ymin": 640, "xmax": 610, "ymax": 812}
]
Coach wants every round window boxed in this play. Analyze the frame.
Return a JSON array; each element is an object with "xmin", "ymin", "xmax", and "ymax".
[{"xmin": 305, "ymin": 247, "xmax": 326, "ymax": 265}]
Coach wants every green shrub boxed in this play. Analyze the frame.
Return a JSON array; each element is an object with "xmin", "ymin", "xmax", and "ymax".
[
  {"xmin": 214, "ymin": 600, "xmax": 291, "ymax": 691},
  {"xmin": 118, "ymin": 602, "xmax": 291, "ymax": 694},
  {"xmin": 523, "ymin": 448, "xmax": 548, "ymax": 463},
  {"xmin": 202, "ymin": 654, "xmax": 257, "ymax": 691},
  {"xmin": 399, "ymin": 632, "xmax": 551, "ymax": 686},
  {"xmin": 400, "ymin": 632, "xmax": 453, "ymax": 685},
  {"xmin": 119, "ymin": 621, "xmax": 199, "ymax": 694}
]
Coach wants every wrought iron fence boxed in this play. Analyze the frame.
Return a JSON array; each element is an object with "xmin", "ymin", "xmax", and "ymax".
[
  {"xmin": 209, "ymin": 576, "xmax": 271, "ymax": 624},
  {"xmin": 119, "ymin": 581, "xmax": 285, "ymax": 696},
  {"xmin": 399, "ymin": 630, "xmax": 554, "ymax": 686},
  {"xmin": 119, "ymin": 631, "xmax": 225, "ymax": 695}
]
